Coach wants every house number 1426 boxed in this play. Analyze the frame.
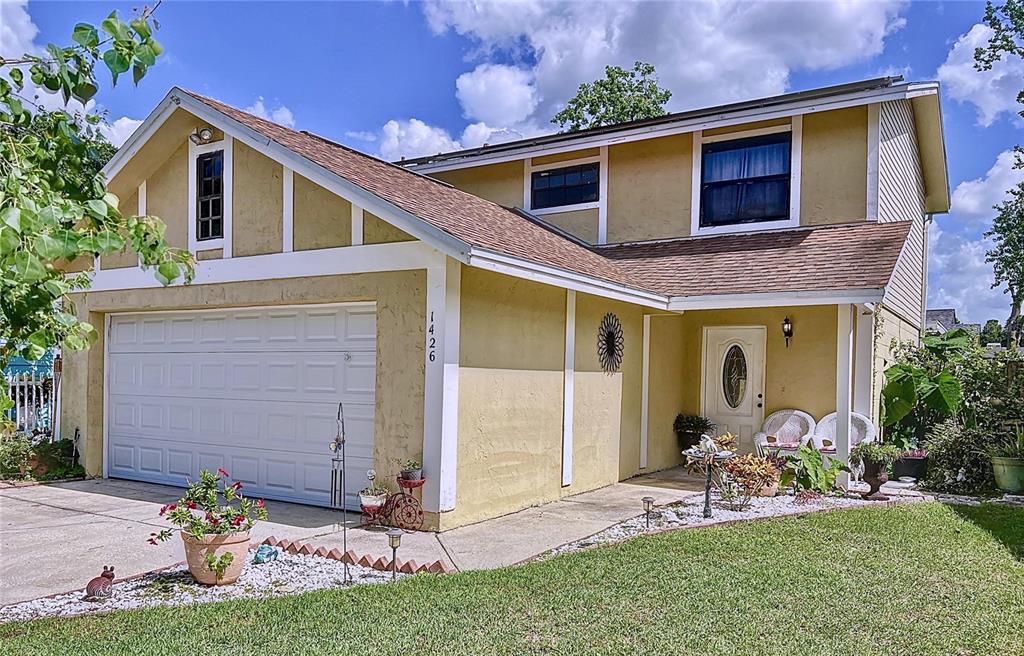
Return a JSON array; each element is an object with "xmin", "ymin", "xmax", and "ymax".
[{"xmin": 428, "ymin": 312, "xmax": 436, "ymax": 362}]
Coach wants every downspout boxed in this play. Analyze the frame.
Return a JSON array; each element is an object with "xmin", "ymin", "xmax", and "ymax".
[{"xmin": 921, "ymin": 213, "xmax": 934, "ymax": 336}]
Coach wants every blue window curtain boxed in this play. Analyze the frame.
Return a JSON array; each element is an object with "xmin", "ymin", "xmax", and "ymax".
[{"xmin": 700, "ymin": 133, "xmax": 791, "ymax": 227}]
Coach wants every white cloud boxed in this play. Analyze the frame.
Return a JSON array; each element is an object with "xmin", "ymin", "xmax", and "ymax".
[
  {"xmin": 424, "ymin": 0, "xmax": 907, "ymax": 119},
  {"xmin": 927, "ymin": 222, "xmax": 1009, "ymax": 325},
  {"xmin": 98, "ymin": 116, "xmax": 143, "ymax": 148},
  {"xmin": 456, "ymin": 64, "xmax": 538, "ymax": 125},
  {"xmin": 244, "ymin": 97, "xmax": 296, "ymax": 128},
  {"xmin": 345, "ymin": 130, "xmax": 378, "ymax": 143},
  {"xmin": 950, "ymin": 149, "xmax": 1024, "ymax": 221},
  {"xmin": 0, "ymin": 0, "xmax": 37, "ymax": 58},
  {"xmin": 379, "ymin": 118, "xmax": 461, "ymax": 161},
  {"xmin": 937, "ymin": 23, "xmax": 1024, "ymax": 127}
]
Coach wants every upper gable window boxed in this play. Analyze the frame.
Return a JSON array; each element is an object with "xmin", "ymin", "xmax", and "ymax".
[
  {"xmin": 531, "ymin": 162, "xmax": 600, "ymax": 211},
  {"xmin": 196, "ymin": 150, "xmax": 224, "ymax": 241},
  {"xmin": 700, "ymin": 132, "xmax": 791, "ymax": 228}
]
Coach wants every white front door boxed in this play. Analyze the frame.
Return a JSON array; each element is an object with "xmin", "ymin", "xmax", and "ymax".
[
  {"xmin": 105, "ymin": 303, "xmax": 377, "ymax": 508},
  {"xmin": 701, "ymin": 326, "xmax": 766, "ymax": 449}
]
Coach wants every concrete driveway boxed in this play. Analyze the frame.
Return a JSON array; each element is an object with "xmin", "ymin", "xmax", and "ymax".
[{"xmin": 1, "ymin": 471, "xmax": 701, "ymax": 606}]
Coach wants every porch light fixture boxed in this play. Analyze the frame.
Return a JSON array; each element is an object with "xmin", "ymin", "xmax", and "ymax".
[
  {"xmin": 189, "ymin": 127, "xmax": 214, "ymax": 145},
  {"xmin": 782, "ymin": 316, "xmax": 793, "ymax": 347},
  {"xmin": 386, "ymin": 527, "xmax": 402, "ymax": 580},
  {"xmin": 642, "ymin": 496, "xmax": 655, "ymax": 529}
]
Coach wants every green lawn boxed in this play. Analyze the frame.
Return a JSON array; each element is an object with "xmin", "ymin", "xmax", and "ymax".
[{"xmin": 4, "ymin": 502, "xmax": 1023, "ymax": 656}]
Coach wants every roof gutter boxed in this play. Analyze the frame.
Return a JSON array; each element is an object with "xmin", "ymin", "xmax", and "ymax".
[{"xmin": 666, "ymin": 288, "xmax": 886, "ymax": 311}]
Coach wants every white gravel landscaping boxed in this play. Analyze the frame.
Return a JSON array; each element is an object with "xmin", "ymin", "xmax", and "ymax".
[
  {"xmin": 0, "ymin": 548, "xmax": 399, "ymax": 624},
  {"xmin": 546, "ymin": 490, "xmax": 885, "ymax": 558}
]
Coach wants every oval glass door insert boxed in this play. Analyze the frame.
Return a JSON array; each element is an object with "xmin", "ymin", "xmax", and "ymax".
[{"xmin": 722, "ymin": 344, "xmax": 747, "ymax": 409}]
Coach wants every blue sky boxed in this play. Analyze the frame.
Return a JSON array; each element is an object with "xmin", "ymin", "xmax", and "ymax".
[{"xmin": 3, "ymin": 0, "xmax": 1021, "ymax": 326}]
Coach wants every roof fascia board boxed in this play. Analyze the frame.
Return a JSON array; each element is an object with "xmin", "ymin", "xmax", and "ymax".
[
  {"xmin": 667, "ymin": 289, "xmax": 885, "ymax": 311},
  {"xmin": 101, "ymin": 93, "xmax": 178, "ymax": 180},
  {"xmin": 411, "ymin": 85, "xmax": 936, "ymax": 174},
  {"xmin": 467, "ymin": 247, "xmax": 668, "ymax": 310}
]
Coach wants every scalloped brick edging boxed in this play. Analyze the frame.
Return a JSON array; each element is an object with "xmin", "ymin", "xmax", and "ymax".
[{"xmin": 259, "ymin": 536, "xmax": 453, "ymax": 575}]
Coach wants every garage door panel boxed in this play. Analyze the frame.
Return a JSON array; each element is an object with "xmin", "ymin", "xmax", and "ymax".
[
  {"xmin": 106, "ymin": 305, "xmax": 377, "ymax": 509},
  {"xmin": 108, "ymin": 306, "xmax": 375, "ymax": 354},
  {"xmin": 108, "ymin": 352, "xmax": 374, "ymax": 404}
]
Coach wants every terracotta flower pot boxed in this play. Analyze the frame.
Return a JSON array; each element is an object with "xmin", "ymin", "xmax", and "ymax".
[
  {"xmin": 181, "ymin": 531, "xmax": 250, "ymax": 585},
  {"xmin": 757, "ymin": 481, "xmax": 780, "ymax": 497},
  {"xmin": 860, "ymin": 461, "xmax": 889, "ymax": 501}
]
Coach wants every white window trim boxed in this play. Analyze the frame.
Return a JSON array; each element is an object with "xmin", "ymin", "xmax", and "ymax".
[
  {"xmin": 188, "ymin": 135, "xmax": 233, "ymax": 257},
  {"xmin": 523, "ymin": 149, "xmax": 609, "ymax": 243},
  {"xmin": 689, "ymin": 120, "xmax": 801, "ymax": 237}
]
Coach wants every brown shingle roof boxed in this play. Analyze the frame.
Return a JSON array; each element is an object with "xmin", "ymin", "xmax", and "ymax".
[
  {"xmin": 598, "ymin": 221, "xmax": 913, "ymax": 297},
  {"xmin": 179, "ymin": 90, "xmax": 913, "ymax": 303}
]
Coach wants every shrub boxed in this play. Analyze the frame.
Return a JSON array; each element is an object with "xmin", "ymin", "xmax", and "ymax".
[
  {"xmin": 922, "ymin": 421, "xmax": 997, "ymax": 494},
  {"xmin": 989, "ymin": 429, "xmax": 1024, "ymax": 459},
  {"xmin": 849, "ymin": 442, "xmax": 902, "ymax": 469},
  {"xmin": 720, "ymin": 454, "xmax": 779, "ymax": 510},
  {"xmin": 0, "ymin": 434, "xmax": 35, "ymax": 477},
  {"xmin": 779, "ymin": 443, "xmax": 848, "ymax": 494}
]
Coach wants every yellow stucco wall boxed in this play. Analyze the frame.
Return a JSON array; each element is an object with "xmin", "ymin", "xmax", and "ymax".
[
  {"xmin": 431, "ymin": 162, "xmax": 523, "ymax": 208},
  {"xmin": 645, "ymin": 314, "xmax": 687, "ymax": 472},
  {"xmin": 293, "ymin": 173, "xmax": 352, "ymax": 250},
  {"xmin": 532, "ymin": 148, "xmax": 600, "ymax": 166},
  {"xmin": 607, "ymin": 135, "xmax": 692, "ymax": 242},
  {"xmin": 451, "ymin": 267, "xmax": 566, "ymax": 528},
  {"xmin": 801, "ymin": 106, "xmax": 869, "ymax": 225},
  {"xmin": 232, "ymin": 141, "xmax": 283, "ymax": 256},
  {"xmin": 542, "ymin": 208, "xmax": 599, "ymax": 243},
  {"xmin": 60, "ymin": 271, "xmax": 427, "ymax": 509},
  {"xmin": 364, "ymin": 211, "xmax": 415, "ymax": 244},
  {"xmin": 677, "ymin": 306, "xmax": 838, "ymax": 421},
  {"xmin": 144, "ymin": 141, "xmax": 189, "ymax": 252}
]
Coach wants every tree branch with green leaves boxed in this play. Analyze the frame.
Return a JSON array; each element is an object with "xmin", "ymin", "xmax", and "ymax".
[
  {"xmin": 552, "ymin": 61, "xmax": 672, "ymax": 132},
  {"xmin": 1, "ymin": 4, "xmax": 194, "ymax": 417}
]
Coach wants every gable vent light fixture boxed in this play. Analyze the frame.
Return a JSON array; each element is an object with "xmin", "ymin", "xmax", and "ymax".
[
  {"xmin": 189, "ymin": 127, "xmax": 214, "ymax": 145},
  {"xmin": 782, "ymin": 316, "xmax": 794, "ymax": 348}
]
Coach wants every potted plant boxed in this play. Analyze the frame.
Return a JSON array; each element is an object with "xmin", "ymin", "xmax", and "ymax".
[
  {"xmin": 850, "ymin": 442, "xmax": 901, "ymax": 501},
  {"xmin": 989, "ymin": 429, "xmax": 1024, "ymax": 494},
  {"xmin": 674, "ymin": 414, "xmax": 714, "ymax": 450},
  {"xmin": 396, "ymin": 457, "xmax": 423, "ymax": 481},
  {"xmin": 150, "ymin": 468, "xmax": 268, "ymax": 585},
  {"xmin": 359, "ymin": 469, "xmax": 389, "ymax": 510},
  {"xmin": 892, "ymin": 448, "xmax": 929, "ymax": 481}
]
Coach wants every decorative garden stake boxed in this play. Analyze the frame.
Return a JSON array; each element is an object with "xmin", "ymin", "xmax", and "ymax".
[
  {"xmin": 329, "ymin": 402, "xmax": 352, "ymax": 585},
  {"xmin": 83, "ymin": 566, "xmax": 114, "ymax": 602},
  {"xmin": 642, "ymin": 496, "xmax": 655, "ymax": 529},
  {"xmin": 682, "ymin": 434, "xmax": 737, "ymax": 519},
  {"xmin": 387, "ymin": 528, "xmax": 402, "ymax": 581}
]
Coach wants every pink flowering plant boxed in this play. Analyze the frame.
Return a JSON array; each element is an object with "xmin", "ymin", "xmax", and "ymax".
[{"xmin": 149, "ymin": 468, "xmax": 268, "ymax": 544}]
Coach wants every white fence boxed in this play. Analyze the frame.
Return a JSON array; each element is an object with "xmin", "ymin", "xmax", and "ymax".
[{"xmin": 5, "ymin": 372, "xmax": 54, "ymax": 434}]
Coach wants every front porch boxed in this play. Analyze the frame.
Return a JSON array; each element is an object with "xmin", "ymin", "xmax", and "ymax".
[{"xmin": 642, "ymin": 303, "xmax": 887, "ymax": 477}]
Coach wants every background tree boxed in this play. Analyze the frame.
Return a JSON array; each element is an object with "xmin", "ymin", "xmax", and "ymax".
[
  {"xmin": 0, "ymin": 4, "xmax": 194, "ymax": 417},
  {"xmin": 981, "ymin": 318, "xmax": 1006, "ymax": 345},
  {"xmin": 987, "ymin": 183, "xmax": 1024, "ymax": 347},
  {"xmin": 552, "ymin": 61, "xmax": 672, "ymax": 132}
]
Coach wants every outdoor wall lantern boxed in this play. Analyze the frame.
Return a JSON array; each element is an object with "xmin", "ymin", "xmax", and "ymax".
[
  {"xmin": 642, "ymin": 496, "xmax": 655, "ymax": 529},
  {"xmin": 387, "ymin": 527, "xmax": 402, "ymax": 580},
  {"xmin": 782, "ymin": 316, "xmax": 794, "ymax": 347}
]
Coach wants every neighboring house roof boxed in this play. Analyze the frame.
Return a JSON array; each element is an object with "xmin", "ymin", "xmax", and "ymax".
[
  {"xmin": 103, "ymin": 88, "xmax": 921, "ymax": 310},
  {"xmin": 599, "ymin": 221, "xmax": 912, "ymax": 299},
  {"xmin": 925, "ymin": 308, "xmax": 980, "ymax": 335}
]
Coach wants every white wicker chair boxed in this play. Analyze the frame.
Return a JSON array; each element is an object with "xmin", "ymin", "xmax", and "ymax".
[
  {"xmin": 812, "ymin": 412, "xmax": 877, "ymax": 452},
  {"xmin": 754, "ymin": 410, "xmax": 817, "ymax": 451}
]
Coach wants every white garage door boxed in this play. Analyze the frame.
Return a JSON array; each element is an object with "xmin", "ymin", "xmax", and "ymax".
[{"xmin": 105, "ymin": 303, "xmax": 376, "ymax": 508}]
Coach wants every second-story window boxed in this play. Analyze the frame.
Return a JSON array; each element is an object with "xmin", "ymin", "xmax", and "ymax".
[
  {"xmin": 531, "ymin": 162, "xmax": 599, "ymax": 210},
  {"xmin": 196, "ymin": 150, "xmax": 224, "ymax": 241},
  {"xmin": 700, "ymin": 133, "xmax": 791, "ymax": 228}
]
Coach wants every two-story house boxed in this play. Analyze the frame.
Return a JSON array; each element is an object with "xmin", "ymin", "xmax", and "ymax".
[{"xmin": 59, "ymin": 76, "xmax": 948, "ymax": 530}]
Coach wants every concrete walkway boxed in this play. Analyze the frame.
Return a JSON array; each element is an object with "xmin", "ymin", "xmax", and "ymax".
[{"xmin": 0, "ymin": 471, "xmax": 702, "ymax": 606}]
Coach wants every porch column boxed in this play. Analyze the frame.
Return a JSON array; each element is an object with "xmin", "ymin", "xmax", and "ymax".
[
  {"xmin": 836, "ymin": 304, "xmax": 855, "ymax": 488},
  {"xmin": 853, "ymin": 307, "xmax": 875, "ymax": 421}
]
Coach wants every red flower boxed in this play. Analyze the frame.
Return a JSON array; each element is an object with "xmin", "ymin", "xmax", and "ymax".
[
  {"xmin": 231, "ymin": 515, "xmax": 245, "ymax": 527},
  {"xmin": 185, "ymin": 500, "xmax": 197, "ymax": 510},
  {"xmin": 147, "ymin": 537, "xmax": 158, "ymax": 545},
  {"xmin": 158, "ymin": 503, "xmax": 176, "ymax": 517},
  {"xmin": 231, "ymin": 481, "xmax": 243, "ymax": 491},
  {"xmin": 256, "ymin": 499, "xmax": 265, "ymax": 509},
  {"xmin": 217, "ymin": 468, "xmax": 230, "ymax": 478}
]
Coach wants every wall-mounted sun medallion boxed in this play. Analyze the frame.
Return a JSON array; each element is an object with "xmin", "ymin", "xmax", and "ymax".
[{"xmin": 596, "ymin": 312, "xmax": 624, "ymax": 373}]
